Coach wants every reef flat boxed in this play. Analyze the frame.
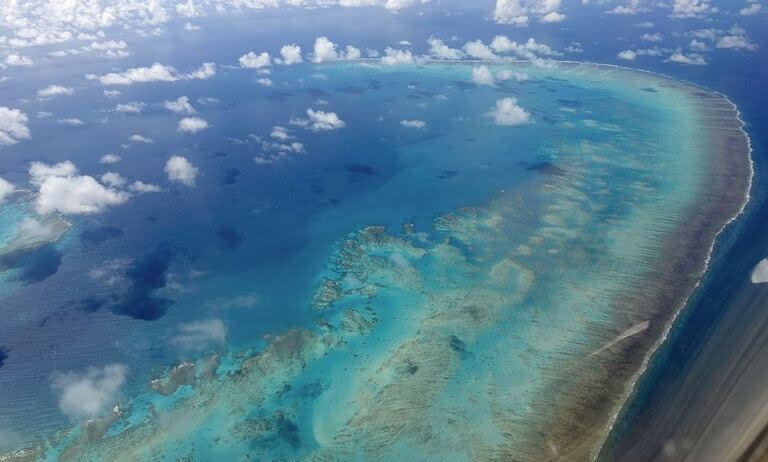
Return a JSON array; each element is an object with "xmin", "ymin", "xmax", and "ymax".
[{"xmin": 0, "ymin": 62, "xmax": 752, "ymax": 462}]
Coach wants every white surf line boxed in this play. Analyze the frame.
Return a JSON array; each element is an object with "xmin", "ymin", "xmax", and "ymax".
[{"xmin": 588, "ymin": 321, "xmax": 651, "ymax": 358}]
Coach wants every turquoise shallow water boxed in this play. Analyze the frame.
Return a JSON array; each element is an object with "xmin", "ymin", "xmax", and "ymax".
[{"xmin": 0, "ymin": 62, "xmax": 729, "ymax": 460}]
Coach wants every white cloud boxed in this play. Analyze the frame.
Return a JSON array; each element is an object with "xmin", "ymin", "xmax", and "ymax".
[
  {"xmin": 291, "ymin": 109, "xmax": 345, "ymax": 132},
  {"xmin": 490, "ymin": 36, "xmax": 559, "ymax": 59},
  {"xmin": 37, "ymin": 85, "xmax": 74, "ymax": 98},
  {"xmin": 165, "ymin": 155, "xmax": 199, "ymax": 186},
  {"xmin": 99, "ymin": 154, "xmax": 121, "ymax": 164},
  {"xmin": 540, "ymin": 11, "xmax": 566, "ymax": 22},
  {"xmin": 176, "ymin": 0, "xmax": 203, "ymax": 17},
  {"xmin": 427, "ymin": 37, "xmax": 464, "ymax": 60},
  {"xmin": 606, "ymin": 0, "xmax": 646, "ymax": 15},
  {"xmin": 312, "ymin": 36, "xmax": 340, "ymax": 62},
  {"xmin": 345, "ymin": 45, "xmax": 362, "ymax": 60},
  {"xmin": 752, "ymin": 259, "xmax": 768, "ymax": 284},
  {"xmin": 29, "ymin": 161, "xmax": 78, "ymax": 185},
  {"xmin": 401, "ymin": 119, "xmax": 426, "ymax": 128},
  {"xmin": 51, "ymin": 364, "xmax": 127, "ymax": 421},
  {"xmin": 463, "ymin": 40, "xmax": 498, "ymax": 60},
  {"xmin": 104, "ymin": 90, "xmax": 121, "ymax": 98},
  {"xmin": 163, "ymin": 96, "xmax": 196, "ymax": 115},
  {"xmin": 641, "ymin": 33, "xmax": 663, "ymax": 42},
  {"xmin": 3, "ymin": 54, "xmax": 33, "ymax": 67},
  {"xmin": 689, "ymin": 39, "xmax": 710, "ymax": 51},
  {"xmin": 381, "ymin": 47, "xmax": 415, "ymax": 65},
  {"xmin": 115, "ymin": 102, "xmax": 144, "ymax": 114},
  {"xmin": 278, "ymin": 44, "xmax": 303, "ymax": 65},
  {"xmin": 666, "ymin": 52, "xmax": 707, "ymax": 65},
  {"xmin": 58, "ymin": 118, "xmax": 84, "ymax": 126},
  {"xmin": 183, "ymin": 62, "xmax": 216, "ymax": 79},
  {"xmin": 129, "ymin": 134, "xmax": 153, "ymax": 143},
  {"xmin": 128, "ymin": 181, "xmax": 162, "ymax": 193},
  {"xmin": 0, "ymin": 177, "xmax": 14, "ymax": 203},
  {"xmin": 31, "ymin": 161, "xmax": 130, "ymax": 215},
  {"xmin": 740, "ymin": 2, "xmax": 761, "ymax": 14},
  {"xmin": 171, "ymin": 319, "xmax": 226, "ymax": 351},
  {"xmin": 100, "ymin": 172, "xmax": 126, "ymax": 188},
  {"xmin": 270, "ymin": 126, "xmax": 291, "ymax": 140},
  {"xmin": 497, "ymin": 69, "xmax": 529, "ymax": 81},
  {"xmin": 690, "ymin": 28, "xmax": 719, "ymax": 41},
  {"xmin": 493, "ymin": 0, "xmax": 564, "ymax": 25},
  {"xmin": 177, "ymin": 117, "xmax": 209, "ymax": 133},
  {"xmin": 472, "ymin": 65, "xmax": 496, "ymax": 86},
  {"xmin": 257, "ymin": 78, "xmax": 273, "ymax": 87},
  {"xmin": 86, "ymin": 62, "xmax": 215, "ymax": 86},
  {"xmin": 671, "ymin": 0, "xmax": 717, "ymax": 18},
  {"xmin": 618, "ymin": 50, "xmax": 638, "ymax": 60},
  {"xmin": 239, "ymin": 51, "xmax": 271, "ymax": 69},
  {"xmin": 488, "ymin": 97, "xmax": 531, "ymax": 126},
  {"xmin": 716, "ymin": 35, "xmax": 758, "ymax": 50},
  {"xmin": 0, "ymin": 107, "xmax": 30, "ymax": 146}
]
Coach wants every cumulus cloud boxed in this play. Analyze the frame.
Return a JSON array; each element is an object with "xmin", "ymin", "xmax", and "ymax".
[
  {"xmin": 472, "ymin": 65, "xmax": 496, "ymax": 86},
  {"xmin": 115, "ymin": 102, "xmax": 144, "ymax": 114},
  {"xmin": 381, "ymin": 47, "xmax": 416, "ymax": 65},
  {"xmin": 290, "ymin": 109, "xmax": 346, "ymax": 132},
  {"xmin": 31, "ymin": 161, "xmax": 130, "ymax": 215},
  {"xmin": 740, "ymin": 2, "xmax": 761, "ymax": 14},
  {"xmin": 129, "ymin": 134, "xmax": 153, "ymax": 144},
  {"xmin": 716, "ymin": 35, "xmax": 758, "ymax": 51},
  {"xmin": 618, "ymin": 50, "xmax": 638, "ymax": 60},
  {"xmin": 0, "ymin": 177, "xmax": 14, "ymax": 203},
  {"xmin": 641, "ymin": 33, "xmax": 663, "ymax": 42},
  {"xmin": 666, "ymin": 51, "xmax": 707, "ymax": 65},
  {"xmin": 171, "ymin": 319, "xmax": 226, "ymax": 351},
  {"xmin": 488, "ymin": 97, "xmax": 531, "ymax": 126},
  {"xmin": 401, "ymin": 119, "xmax": 426, "ymax": 128},
  {"xmin": 312, "ymin": 36, "xmax": 340, "ymax": 62},
  {"xmin": 490, "ymin": 36, "xmax": 559, "ymax": 59},
  {"xmin": 165, "ymin": 155, "xmax": 199, "ymax": 186},
  {"xmin": 3, "ymin": 54, "xmax": 33, "ymax": 67},
  {"xmin": 540, "ymin": 11, "xmax": 565, "ymax": 22},
  {"xmin": 86, "ymin": 62, "xmax": 216, "ymax": 86},
  {"xmin": 51, "ymin": 364, "xmax": 127, "ymax": 421},
  {"xmin": 128, "ymin": 181, "xmax": 162, "ymax": 193},
  {"xmin": 100, "ymin": 172, "xmax": 126, "ymax": 188},
  {"xmin": 670, "ymin": 0, "xmax": 716, "ymax": 18},
  {"xmin": 163, "ymin": 96, "xmax": 196, "ymax": 115},
  {"xmin": 58, "ymin": 118, "xmax": 84, "ymax": 126},
  {"xmin": 0, "ymin": 107, "xmax": 31, "ymax": 146},
  {"xmin": 493, "ymin": 0, "xmax": 564, "ymax": 25},
  {"xmin": 37, "ymin": 85, "xmax": 74, "ymax": 98},
  {"xmin": 427, "ymin": 37, "xmax": 464, "ymax": 60},
  {"xmin": 177, "ymin": 117, "xmax": 209, "ymax": 133},
  {"xmin": 239, "ymin": 51, "xmax": 271, "ymax": 69},
  {"xmin": 278, "ymin": 44, "xmax": 303, "ymax": 65},
  {"xmin": 311, "ymin": 37, "xmax": 361, "ymax": 63},
  {"xmin": 99, "ymin": 154, "xmax": 121, "ymax": 164},
  {"xmin": 463, "ymin": 40, "xmax": 498, "ymax": 60}
]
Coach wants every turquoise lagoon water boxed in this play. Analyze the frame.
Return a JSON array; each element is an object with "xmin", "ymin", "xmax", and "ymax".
[{"xmin": 0, "ymin": 62, "xmax": 720, "ymax": 460}]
